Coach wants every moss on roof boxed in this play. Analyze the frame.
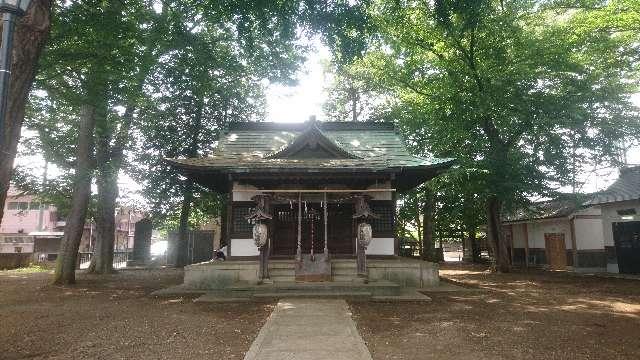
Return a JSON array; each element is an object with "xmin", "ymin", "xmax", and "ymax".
[{"xmin": 168, "ymin": 121, "xmax": 454, "ymax": 172}]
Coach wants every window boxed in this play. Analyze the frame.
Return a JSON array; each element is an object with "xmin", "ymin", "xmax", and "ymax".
[
  {"xmin": 7, "ymin": 202, "xmax": 29, "ymax": 210},
  {"xmin": 232, "ymin": 204, "xmax": 253, "ymax": 236},
  {"xmin": 14, "ymin": 247, "xmax": 22, "ymax": 253},
  {"xmin": 29, "ymin": 202, "xmax": 41, "ymax": 210},
  {"xmin": 370, "ymin": 202, "xmax": 395, "ymax": 237}
]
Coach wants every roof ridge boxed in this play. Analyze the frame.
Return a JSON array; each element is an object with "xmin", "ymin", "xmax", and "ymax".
[
  {"xmin": 226, "ymin": 121, "xmax": 395, "ymax": 132},
  {"xmin": 265, "ymin": 122, "xmax": 362, "ymax": 160}
]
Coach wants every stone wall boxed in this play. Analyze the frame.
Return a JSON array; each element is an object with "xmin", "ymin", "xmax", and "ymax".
[
  {"xmin": 0, "ymin": 253, "xmax": 32, "ymax": 270},
  {"xmin": 367, "ymin": 259, "xmax": 439, "ymax": 287},
  {"xmin": 184, "ymin": 261, "xmax": 260, "ymax": 289}
]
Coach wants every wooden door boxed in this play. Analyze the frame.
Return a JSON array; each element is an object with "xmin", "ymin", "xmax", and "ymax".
[
  {"xmin": 544, "ymin": 233, "xmax": 567, "ymax": 270},
  {"xmin": 613, "ymin": 221, "xmax": 640, "ymax": 274},
  {"xmin": 272, "ymin": 205, "xmax": 297, "ymax": 256},
  {"xmin": 327, "ymin": 203, "xmax": 354, "ymax": 255}
]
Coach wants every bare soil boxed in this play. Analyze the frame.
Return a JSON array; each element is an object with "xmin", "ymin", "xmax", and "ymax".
[
  {"xmin": 0, "ymin": 268, "xmax": 274, "ymax": 360},
  {"xmin": 350, "ymin": 263, "xmax": 640, "ymax": 360}
]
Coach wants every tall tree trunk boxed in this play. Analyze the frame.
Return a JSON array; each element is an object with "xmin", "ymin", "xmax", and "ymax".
[
  {"xmin": 469, "ymin": 228, "xmax": 480, "ymax": 263},
  {"xmin": 87, "ymin": 107, "xmax": 133, "ymax": 273},
  {"xmin": 0, "ymin": 0, "xmax": 52, "ymax": 225},
  {"xmin": 88, "ymin": 169, "xmax": 118, "ymax": 273},
  {"xmin": 174, "ymin": 96, "xmax": 204, "ymax": 267},
  {"xmin": 486, "ymin": 195, "xmax": 511, "ymax": 272},
  {"xmin": 53, "ymin": 104, "xmax": 96, "ymax": 284},
  {"xmin": 176, "ymin": 178, "xmax": 194, "ymax": 267},
  {"xmin": 421, "ymin": 188, "xmax": 436, "ymax": 262},
  {"xmin": 349, "ymin": 85, "xmax": 358, "ymax": 122}
]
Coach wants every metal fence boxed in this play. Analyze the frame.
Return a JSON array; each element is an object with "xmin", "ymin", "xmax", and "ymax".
[{"xmin": 77, "ymin": 251, "xmax": 131, "ymax": 269}]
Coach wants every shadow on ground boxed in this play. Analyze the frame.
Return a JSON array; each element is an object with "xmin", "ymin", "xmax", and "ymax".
[
  {"xmin": 350, "ymin": 263, "xmax": 640, "ymax": 360},
  {"xmin": 0, "ymin": 269, "xmax": 274, "ymax": 360}
]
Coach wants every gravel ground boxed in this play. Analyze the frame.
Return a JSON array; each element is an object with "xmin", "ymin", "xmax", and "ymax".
[
  {"xmin": 0, "ymin": 268, "xmax": 274, "ymax": 360},
  {"xmin": 350, "ymin": 263, "xmax": 640, "ymax": 360}
]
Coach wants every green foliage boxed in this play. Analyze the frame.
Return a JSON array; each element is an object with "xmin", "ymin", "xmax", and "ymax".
[
  {"xmin": 357, "ymin": 0, "xmax": 639, "ymax": 215},
  {"xmin": 129, "ymin": 1, "xmax": 311, "ymax": 229}
]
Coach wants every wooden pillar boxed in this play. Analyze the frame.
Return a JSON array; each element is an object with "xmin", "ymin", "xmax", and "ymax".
[
  {"xmin": 570, "ymin": 217, "xmax": 578, "ymax": 268},
  {"xmin": 392, "ymin": 190, "xmax": 399, "ymax": 256},
  {"xmin": 323, "ymin": 192, "xmax": 328, "ymax": 256},
  {"xmin": 226, "ymin": 194, "xmax": 233, "ymax": 258},
  {"xmin": 509, "ymin": 224, "xmax": 514, "ymax": 265},
  {"xmin": 259, "ymin": 234, "xmax": 270, "ymax": 280},
  {"xmin": 523, "ymin": 223, "xmax": 529, "ymax": 268},
  {"xmin": 296, "ymin": 192, "xmax": 302, "ymax": 262}
]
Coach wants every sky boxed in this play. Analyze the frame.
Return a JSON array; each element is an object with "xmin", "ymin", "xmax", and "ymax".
[
  {"xmin": 264, "ymin": 42, "xmax": 331, "ymax": 123},
  {"xmin": 14, "ymin": 41, "xmax": 640, "ymax": 206}
]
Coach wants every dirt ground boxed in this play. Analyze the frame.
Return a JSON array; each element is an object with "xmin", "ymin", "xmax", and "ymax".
[
  {"xmin": 0, "ymin": 268, "xmax": 274, "ymax": 360},
  {"xmin": 350, "ymin": 263, "xmax": 640, "ymax": 360},
  {"xmin": 3, "ymin": 265, "xmax": 640, "ymax": 360}
]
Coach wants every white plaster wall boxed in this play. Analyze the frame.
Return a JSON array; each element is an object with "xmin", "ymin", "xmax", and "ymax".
[
  {"xmin": 366, "ymin": 181, "xmax": 393, "ymax": 201},
  {"xmin": 232, "ymin": 182, "xmax": 263, "ymax": 202},
  {"xmin": 365, "ymin": 238, "xmax": 395, "ymax": 255},
  {"xmin": 599, "ymin": 200, "xmax": 640, "ymax": 247},
  {"xmin": 574, "ymin": 218, "xmax": 604, "ymax": 250},
  {"xmin": 527, "ymin": 219, "xmax": 572, "ymax": 249},
  {"xmin": 511, "ymin": 224, "xmax": 527, "ymax": 248},
  {"xmin": 574, "ymin": 206, "xmax": 601, "ymax": 217},
  {"xmin": 230, "ymin": 238, "xmax": 259, "ymax": 257}
]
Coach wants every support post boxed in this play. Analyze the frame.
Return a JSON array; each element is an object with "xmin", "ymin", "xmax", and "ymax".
[
  {"xmin": 323, "ymin": 192, "xmax": 328, "ymax": 256},
  {"xmin": 356, "ymin": 222, "xmax": 367, "ymax": 276},
  {"xmin": 296, "ymin": 192, "xmax": 302, "ymax": 262},
  {"xmin": 570, "ymin": 217, "xmax": 578, "ymax": 268},
  {"xmin": 524, "ymin": 223, "xmax": 530, "ymax": 268}
]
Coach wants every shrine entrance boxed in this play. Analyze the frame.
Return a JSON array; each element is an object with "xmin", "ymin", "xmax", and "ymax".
[{"xmin": 271, "ymin": 202, "xmax": 355, "ymax": 257}]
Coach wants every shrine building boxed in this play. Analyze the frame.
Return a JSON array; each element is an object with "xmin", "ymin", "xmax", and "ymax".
[{"xmin": 167, "ymin": 120, "xmax": 453, "ymax": 289}]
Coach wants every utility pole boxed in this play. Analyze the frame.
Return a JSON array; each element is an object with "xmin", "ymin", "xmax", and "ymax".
[{"xmin": 0, "ymin": 0, "xmax": 33, "ymax": 150}]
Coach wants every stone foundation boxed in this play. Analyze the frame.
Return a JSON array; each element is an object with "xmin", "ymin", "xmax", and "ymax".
[
  {"xmin": 183, "ymin": 258, "xmax": 439, "ymax": 289},
  {"xmin": 367, "ymin": 259, "xmax": 439, "ymax": 287},
  {"xmin": 184, "ymin": 261, "xmax": 260, "ymax": 289}
]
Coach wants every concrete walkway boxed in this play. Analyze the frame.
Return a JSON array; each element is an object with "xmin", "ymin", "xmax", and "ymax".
[{"xmin": 243, "ymin": 298, "xmax": 373, "ymax": 360}]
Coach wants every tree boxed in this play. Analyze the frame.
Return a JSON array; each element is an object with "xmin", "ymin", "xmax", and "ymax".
[
  {"xmin": 131, "ymin": 1, "xmax": 309, "ymax": 266},
  {"xmin": 37, "ymin": 1, "xmax": 152, "ymax": 282},
  {"xmin": 352, "ymin": 0, "xmax": 640, "ymax": 271},
  {"xmin": 323, "ymin": 63, "xmax": 385, "ymax": 122},
  {"xmin": 0, "ymin": 0, "xmax": 52, "ymax": 228}
]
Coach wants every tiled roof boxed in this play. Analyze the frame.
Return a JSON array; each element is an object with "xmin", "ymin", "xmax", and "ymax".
[
  {"xmin": 167, "ymin": 121, "xmax": 454, "ymax": 172},
  {"xmin": 503, "ymin": 194, "xmax": 593, "ymax": 222},
  {"xmin": 588, "ymin": 165, "xmax": 640, "ymax": 205}
]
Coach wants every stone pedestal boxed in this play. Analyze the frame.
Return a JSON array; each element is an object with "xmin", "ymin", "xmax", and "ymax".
[{"xmin": 295, "ymin": 253, "xmax": 331, "ymax": 282}]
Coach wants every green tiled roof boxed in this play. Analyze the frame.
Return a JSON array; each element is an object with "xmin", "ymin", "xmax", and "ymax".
[{"xmin": 168, "ymin": 121, "xmax": 453, "ymax": 172}]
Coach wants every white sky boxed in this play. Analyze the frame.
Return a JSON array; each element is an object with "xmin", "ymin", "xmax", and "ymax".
[
  {"xmin": 14, "ymin": 41, "xmax": 640, "ymax": 206},
  {"xmin": 264, "ymin": 42, "xmax": 331, "ymax": 123}
]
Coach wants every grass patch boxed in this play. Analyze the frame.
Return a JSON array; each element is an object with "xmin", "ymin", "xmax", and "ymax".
[{"xmin": 3, "ymin": 263, "xmax": 54, "ymax": 274}]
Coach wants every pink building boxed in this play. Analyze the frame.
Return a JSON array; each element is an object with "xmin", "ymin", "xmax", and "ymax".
[{"xmin": 1, "ymin": 188, "xmax": 145, "ymax": 262}]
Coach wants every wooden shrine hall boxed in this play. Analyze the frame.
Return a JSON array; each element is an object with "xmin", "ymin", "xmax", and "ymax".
[{"xmin": 167, "ymin": 120, "xmax": 453, "ymax": 287}]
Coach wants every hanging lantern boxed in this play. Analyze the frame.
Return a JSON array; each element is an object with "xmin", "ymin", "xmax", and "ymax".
[
  {"xmin": 253, "ymin": 222, "xmax": 268, "ymax": 248},
  {"xmin": 357, "ymin": 222, "xmax": 373, "ymax": 248}
]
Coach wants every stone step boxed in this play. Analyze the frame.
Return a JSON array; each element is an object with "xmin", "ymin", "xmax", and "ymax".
[
  {"xmin": 253, "ymin": 291, "xmax": 371, "ymax": 299},
  {"xmin": 331, "ymin": 275, "xmax": 362, "ymax": 282},
  {"xmin": 331, "ymin": 260, "xmax": 357, "ymax": 267},
  {"xmin": 268, "ymin": 261, "xmax": 295, "ymax": 270},
  {"xmin": 332, "ymin": 270, "xmax": 358, "ymax": 277},
  {"xmin": 269, "ymin": 268, "xmax": 295, "ymax": 276}
]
